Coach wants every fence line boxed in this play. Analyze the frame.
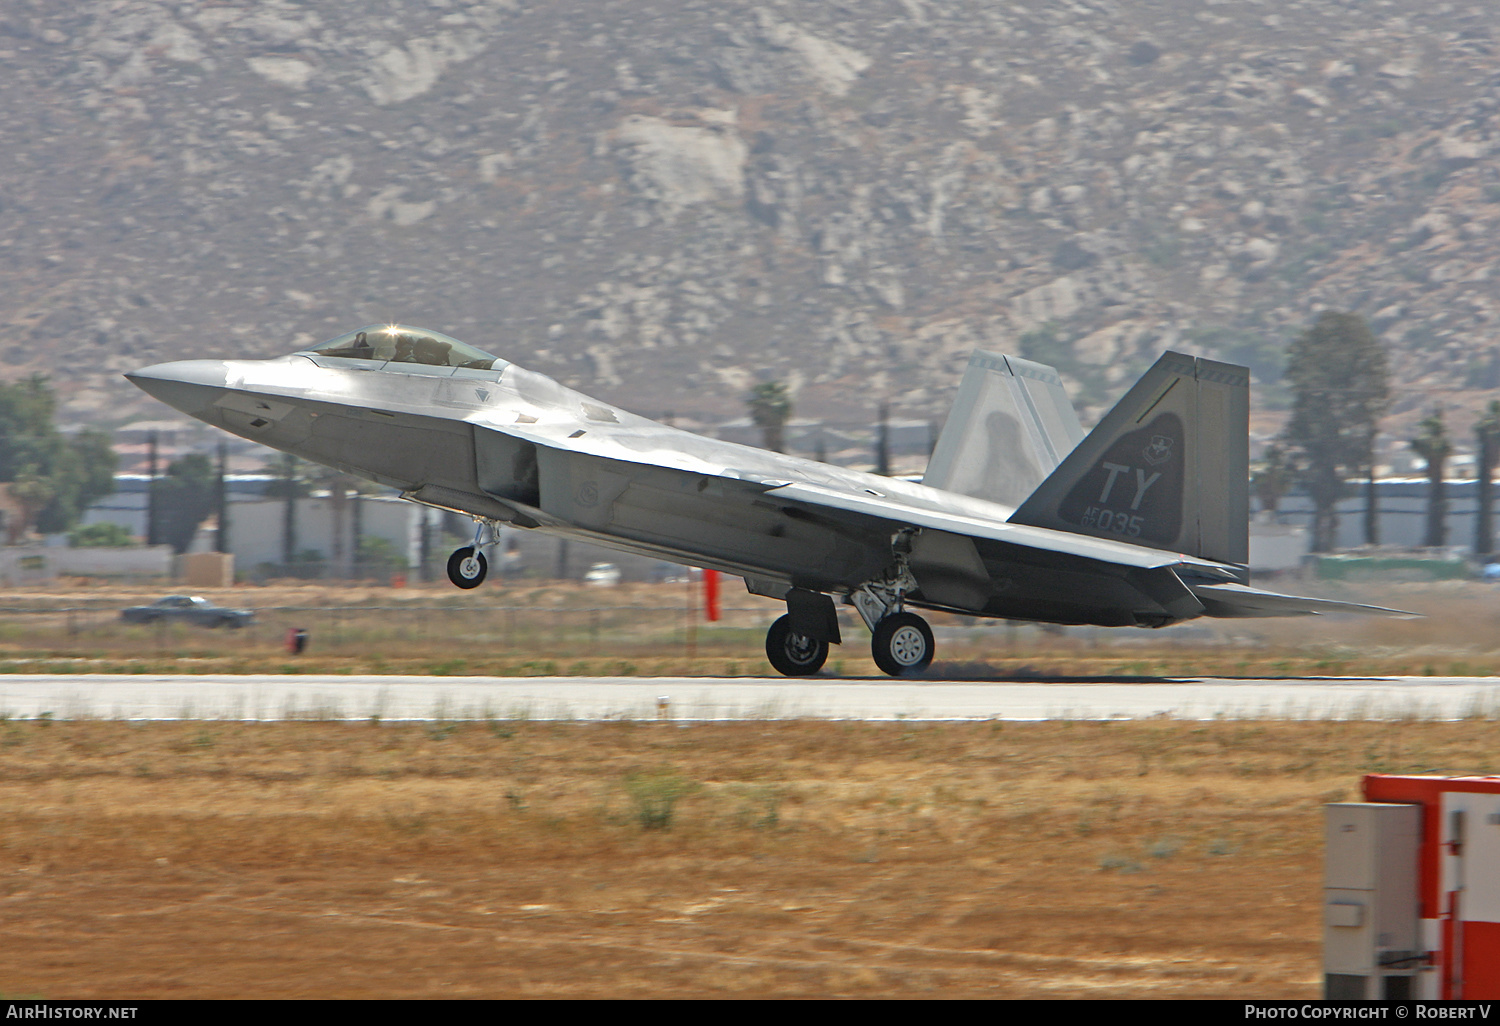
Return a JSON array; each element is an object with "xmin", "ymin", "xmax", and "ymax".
[
  {"xmin": 0, "ymin": 603, "xmax": 1222, "ymax": 663},
  {"xmin": 0, "ymin": 602, "xmax": 805, "ymax": 661}
]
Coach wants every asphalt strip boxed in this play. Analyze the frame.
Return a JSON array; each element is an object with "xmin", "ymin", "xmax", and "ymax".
[{"xmin": 1, "ymin": 675, "xmax": 1499, "ymax": 721}]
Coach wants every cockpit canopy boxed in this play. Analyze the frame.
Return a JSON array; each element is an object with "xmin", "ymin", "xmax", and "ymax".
[{"xmin": 301, "ymin": 325, "xmax": 505, "ymax": 371}]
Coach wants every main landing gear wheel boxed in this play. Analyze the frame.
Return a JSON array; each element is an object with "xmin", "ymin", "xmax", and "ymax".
[
  {"xmin": 871, "ymin": 612, "xmax": 934, "ymax": 677},
  {"xmin": 765, "ymin": 614, "xmax": 829, "ymax": 677},
  {"xmin": 446, "ymin": 547, "xmax": 488, "ymax": 589}
]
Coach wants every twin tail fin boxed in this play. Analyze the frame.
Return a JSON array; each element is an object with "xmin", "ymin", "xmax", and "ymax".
[{"xmin": 1008, "ymin": 351, "xmax": 1250, "ymax": 569}]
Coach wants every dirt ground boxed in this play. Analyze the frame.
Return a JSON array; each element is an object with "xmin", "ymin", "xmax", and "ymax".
[{"xmin": 4, "ymin": 718, "xmax": 1497, "ymax": 999}]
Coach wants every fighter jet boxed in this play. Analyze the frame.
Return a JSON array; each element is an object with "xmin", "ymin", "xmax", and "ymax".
[{"xmin": 127, "ymin": 324, "xmax": 1403, "ymax": 677}]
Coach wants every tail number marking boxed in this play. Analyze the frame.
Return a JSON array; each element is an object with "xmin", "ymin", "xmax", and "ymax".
[{"xmin": 1080, "ymin": 504, "xmax": 1144, "ymax": 537}]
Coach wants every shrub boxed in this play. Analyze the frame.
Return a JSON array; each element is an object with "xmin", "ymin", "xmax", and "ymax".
[{"xmin": 623, "ymin": 770, "xmax": 697, "ymax": 831}]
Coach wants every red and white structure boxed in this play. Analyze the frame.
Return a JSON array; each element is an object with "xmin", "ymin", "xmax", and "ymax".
[{"xmin": 1325, "ymin": 775, "xmax": 1500, "ymax": 999}]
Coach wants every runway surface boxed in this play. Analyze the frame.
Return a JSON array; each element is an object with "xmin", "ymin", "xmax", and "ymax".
[{"xmin": 2, "ymin": 674, "xmax": 1499, "ymax": 721}]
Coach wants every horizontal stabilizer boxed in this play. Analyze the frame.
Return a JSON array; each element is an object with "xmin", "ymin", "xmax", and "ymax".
[{"xmin": 1187, "ymin": 582, "xmax": 1417, "ymax": 619}]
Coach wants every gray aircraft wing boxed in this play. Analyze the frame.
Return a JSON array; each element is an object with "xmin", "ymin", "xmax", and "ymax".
[
  {"xmin": 763, "ymin": 481, "xmax": 1415, "ymax": 619},
  {"xmin": 765, "ymin": 480, "xmax": 1234, "ymax": 574}
]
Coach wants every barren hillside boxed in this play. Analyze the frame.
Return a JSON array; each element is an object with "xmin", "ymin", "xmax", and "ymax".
[{"xmin": 2, "ymin": 0, "xmax": 1498, "ymax": 446}]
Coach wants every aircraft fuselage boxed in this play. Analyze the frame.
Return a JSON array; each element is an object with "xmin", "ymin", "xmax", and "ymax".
[
  {"xmin": 129, "ymin": 327, "xmax": 1404, "ymax": 677},
  {"xmin": 129, "ymin": 351, "xmax": 1187, "ymax": 627}
]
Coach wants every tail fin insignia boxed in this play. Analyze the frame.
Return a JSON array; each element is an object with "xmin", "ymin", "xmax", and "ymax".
[{"xmin": 1056, "ymin": 412, "xmax": 1184, "ymax": 545}]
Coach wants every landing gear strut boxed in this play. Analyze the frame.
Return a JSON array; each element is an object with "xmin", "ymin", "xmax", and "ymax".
[
  {"xmin": 446, "ymin": 519, "xmax": 496, "ymax": 589},
  {"xmin": 851, "ymin": 543, "xmax": 936, "ymax": 677}
]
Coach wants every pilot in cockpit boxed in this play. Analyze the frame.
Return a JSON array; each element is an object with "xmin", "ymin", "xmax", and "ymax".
[{"xmin": 301, "ymin": 324, "xmax": 501, "ymax": 372}]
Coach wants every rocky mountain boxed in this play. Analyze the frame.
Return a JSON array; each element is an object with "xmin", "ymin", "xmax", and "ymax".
[{"xmin": 3, "ymin": 0, "xmax": 1499, "ymax": 455}]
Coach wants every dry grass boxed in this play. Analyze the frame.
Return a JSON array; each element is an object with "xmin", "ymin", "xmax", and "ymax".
[{"xmin": 3, "ymin": 717, "xmax": 1497, "ymax": 998}]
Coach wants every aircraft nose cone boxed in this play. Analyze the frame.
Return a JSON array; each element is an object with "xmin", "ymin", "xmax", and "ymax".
[{"xmin": 125, "ymin": 360, "xmax": 230, "ymax": 418}]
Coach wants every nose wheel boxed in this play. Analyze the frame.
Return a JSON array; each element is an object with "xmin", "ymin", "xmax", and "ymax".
[
  {"xmin": 765, "ymin": 614, "xmax": 829, "ymax": 677},
  {"xmin": 871, "ymin": 612, "xmax": 933, "ymax": 677},
  {"xmin": 446, "ymin": 519, "xmax": 500, "ymax": 589},
  {"xmin": 446, "ymin": 547, "xmax": 488, "ymax": 589}
]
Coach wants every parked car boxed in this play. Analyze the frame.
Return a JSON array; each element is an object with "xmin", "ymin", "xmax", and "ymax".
[
  {"xmin": 120, "ymin": 595, "xmax": 255, "ymax": 628},
  {"xmin": 649, "ymin": 563, "xmax": 690, "ymax": 584},
  {"xmin": 583, "ymin": 562, "xmax": 622, "ymax": 587}
]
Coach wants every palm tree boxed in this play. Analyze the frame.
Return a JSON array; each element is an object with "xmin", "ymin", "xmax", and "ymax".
[
  {"xmin": 1476, "ymin": 401, "xmax": 1500, "ymax": 558},
  {"xmin": 1410, "ymin": 408, "xmax": 1452, "ymax": 549},
  {"xmin": 746, "ymin": 381, "xmax": 792, "ymax": 453}
]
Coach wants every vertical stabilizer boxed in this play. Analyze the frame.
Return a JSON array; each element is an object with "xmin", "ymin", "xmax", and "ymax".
[
  {"xmin": 922, "ymin": 351, "xmax": 1086, "ymax": 507},
  {"xmin": 1008, "ymin": 352, "xmax": 1249, "ymax": 567}
]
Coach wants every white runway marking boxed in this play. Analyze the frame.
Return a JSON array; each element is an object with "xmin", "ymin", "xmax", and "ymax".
[{"xmin": 0, "ymin": 675, "xmax": 1498, "ymax": 721}]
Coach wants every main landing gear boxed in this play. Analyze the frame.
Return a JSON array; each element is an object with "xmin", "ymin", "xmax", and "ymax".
[
  {"xmin": 446, "ymin": 519, "xmax": 498, "ymax": 589},
  {"xmin": 848, "ymin": 564, "xmax": 935, "ymax": 676},
  {"xmin": 765, "ymin": 615, "xmax": 828, "ymax": 677},
  {"xmin": 762, "ymin": 582, "xmax": 936, "ymax": 678},
  {"xmin": 764, "ymin": 588, "xmax": 840, "ymax": 677},
  {"xmin": 870, "ymin": 611, "xmax": 934, "ymax": 677}
]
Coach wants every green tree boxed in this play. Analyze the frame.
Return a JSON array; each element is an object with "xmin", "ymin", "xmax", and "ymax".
[
  {"xmin": 746, "ymin": 380, "xmax": 792, "ymax": 453},
  {"xmin": 261, "ymin": 453, "xmax": 313, "ymax": 568},
  {"xmin": 1252, "ymin": 444, "xmax": 1291, "ymax": 513},
  {"xmin": 69, "ymin": 522, "xmax": 137, "ymax": 547},
  {"xmin": 0, "ymin": 376, "xmax": 56, "ymax": 482},
  {"xmin": 7, "ymin": 466, "xmax": 55, "ymax": 545},
  {"xmin": 151, "ymin": 454, "xmax": 216, "ymax": 554},
  {"xmin": 1476, "ymin": 401, "xmax": 1500, "ymax": 558},
  {"xmin": 41, "ymin": 429, "xmax": 119, "ymax": 534},
  {"xmin": 1361, "ymin": 427, "xmax": 1382, "ymax": 547},
  {"xmin": 356, "ymin": 535, "xmax": 403, "ymax": 576},
  {"xmin": 1410, "ymin": 408, "xmax": 1452, "ymax": 549},
  {"xmin": 1281, "ymin": 312, "xmax": 1390, "ymax": 552},
  {"xmin": 0, "ymin": 376, "xmax": 116, "ymax": 538}
]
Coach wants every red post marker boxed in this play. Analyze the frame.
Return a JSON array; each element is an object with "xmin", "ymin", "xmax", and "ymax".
[
  {"xmin": 284, "ymin": 627, "xmax": 308, "ymax": 655},
  {"xmin": 703, "ymin": 568, "xmax": 720, "ymax": 622}
]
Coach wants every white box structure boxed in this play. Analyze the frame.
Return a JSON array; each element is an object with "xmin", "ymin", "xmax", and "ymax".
[
  {"xmin": 1324, "ymin": 803, "xmax": 1420, "ymax": 999},
  {"xmin": 1329, "ymin": 775, "xmax": 1500, "ymax": 999}
]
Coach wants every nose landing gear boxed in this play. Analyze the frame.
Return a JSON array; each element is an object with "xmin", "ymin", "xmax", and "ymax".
[
  {"xmin": 446, "ymin": 519, "xmax": 498, "ymax": 589},
  {"xmin": 446, "ymin": 547, "xmax": 488, "ymax": 589}
]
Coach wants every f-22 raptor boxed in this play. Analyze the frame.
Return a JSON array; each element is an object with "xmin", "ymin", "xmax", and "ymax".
[{"xmin": 128, "ymin": 325, "xmax": 1400, "ymax": 677}]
